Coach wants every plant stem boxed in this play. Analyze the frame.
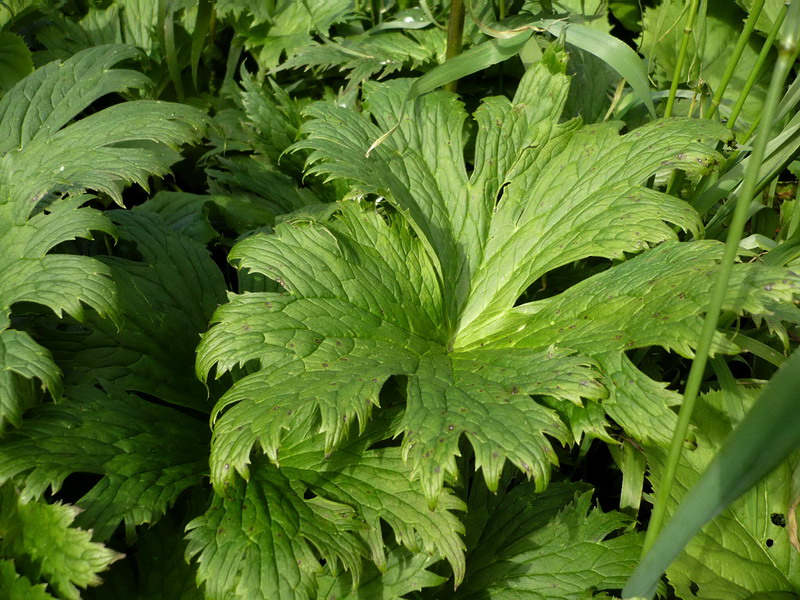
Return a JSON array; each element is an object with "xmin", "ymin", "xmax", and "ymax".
[
  {"xmin": 371, "ymin": 0, "xmax": 382, "ymax": 25},
  {"xmin": 727, "ymin": 2, "xmax": 787, "ymax": 130},
  {"xmin": 664, "ymin": 0, "xmax": 701, "ymax": 118},
  {"xmin": 641, "ymin": 0, "xmax": 800, "ymax": 558},
  {"xmin": 498, "ymin": 0, "xmax": 506, "ymax": 20},
  {"xmin": 704, "ymin": 0, "xmax": 765, "ymax": 120},
  {"xmin": 445, "ymin": 0, "xmax": 466, "ymax": 93}
]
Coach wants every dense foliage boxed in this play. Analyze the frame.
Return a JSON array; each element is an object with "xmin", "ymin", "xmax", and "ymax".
[{"xmin": 0, "ymin": 1, "xmax": 798, "ymax": 599}]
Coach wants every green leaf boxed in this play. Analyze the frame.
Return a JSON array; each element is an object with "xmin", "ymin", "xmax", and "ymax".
[
  {"xmin": 38, "ymin": 210, "xmax": 226, "ymax": 411},
  {"xmin": 0, "ymin": 32, "xmax": 32, "ymax": 93},
  {"xmin": 187, "ymin": 407, "xmax": 465, "ymax": 599},
  {"xmin": 185, "ymin": 456, "xmax": 364, "ymax": 600},
  {"xmin": 641, "ymin": 1, "xmax": 769, "ymax": 128},
  {"xmin": 0, "ymin": 44, "xmax": 207, "ymax": 428},
  {"xmin": 483, "ymin": 241, "xmax": 800, "ymax": 444},
  {"xmin": 0, "ymin": 560, "xmax": 56, "ymax": 600},
  {"xmin": 279, "ymin": 29, "xmax": 442, "ymax": 99},
  {"xmin": 200, "ymin": 46, "xmax": 799, "ymax": 578},
  {"xmin": 198, "ymin": 201, "xmax": 603, "ymax": 506},
  {"xmin": 736, "ymin": 0, "xmax": 788, "ymax": 35},
  {"xmin": 0, "ymin": 387, "xmax": 210, "ymax": 541},
  {"xmin": 0, "ymin": 329, "xmax": 61, "ymax": 429},
  {"xmin": 82, "ymin": 497, "xmax": 206, "ymax": 600},
  {"xmin": 624, "ymin": 351, "xmax": 800, "ymax": 599},
  {"xmin": 0, "ymin": 484, "xmax": 122, "ymax": 600},
  {"xmin": 218, "ymin": 0, "xmax": 353, "ymax": 71},
  {"xmin": 314, "ymin": 545, "xmax": 446, "ymax": 600},
  {"xmin": 277, "ymin": 411, "xmax": 467, "ymax": 580},
  {"xmin": 634, "ymin": 386, "xmax": 800, "ymax": 599},
  {"xmin": 540, "ymin": 20, "xmax": 657, "ymax": 118},
  {"xmin": 451, "ymin": 483, "xmax": 642, "ymax": 599}
]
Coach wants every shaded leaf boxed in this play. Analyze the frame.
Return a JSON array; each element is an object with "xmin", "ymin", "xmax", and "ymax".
[{"xmin": 0, "ymin": 387, "xmax": 210, "ymax": 541}]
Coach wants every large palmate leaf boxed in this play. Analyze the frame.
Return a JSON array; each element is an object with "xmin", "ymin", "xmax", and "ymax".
[
  {"xmin": 0, "ymin": 387, "xmax": 210, "ymax": 541},
  {"xmin": 198, "ymin": 200, "xmax": 603, "ymax": 503},
  {"xmin": 0, "ymin": 483, "xmax": 122, "ymax": 600},
  {"xmin": 0, "ymin": 44, "xmax": 206, "ymax": 429},
  {"xmin": 199, "ymin": 44, "xmax": 800, "ymax": 516},
  {"xmin": 647, "ymin": 388, "xmax": 800, "ymax": 599}
]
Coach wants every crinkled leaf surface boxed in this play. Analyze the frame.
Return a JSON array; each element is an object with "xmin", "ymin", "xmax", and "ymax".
[
  {"xmin": 647, "ymin": 388, "xmax": 800, "ymax": 599},
  {"xmin": 0, "ymin": 387, "xmax": 210, "ymax": 541},
  {"xmin": 198, "ymin": 44, "xmax": 800, "ymax": 507},
  {"xmin": 280, "ymin": 28, "xmax": 444, "ymax": 98},
  {"xmin": 217, "ymin": 0, "xmax": 353, "ymax": 70},
  {"xmin": 450, "ymin": 482, "xmax": 642, "ymax": 599},
  {"xmin": 198, "ymin": 45, "xmax": 800, "ymax": 528},
  {"xmin": 198, "ymin": 200, "xmax": 603, "ymax": 504},
  {"xmin": 484, "ymin": 241, "xmax": 800, "ymax": 444},
  {"xmin": 185, "ymin": 456, "xmax": 362, "ymax": 600},
  {"xmin": 186, "ymin": 409, "xmax": 465, "ymax": 599},
  {"xmin": 314, "ymin": 545, "xmax": 446, "ymax": 600},
  {"xmin": 0, "ymin": 484, "xmax": 122, "ymax": 600},
  {"xmin": 0, "ymin": 44, "xmax": 207, "ymax": 428}
]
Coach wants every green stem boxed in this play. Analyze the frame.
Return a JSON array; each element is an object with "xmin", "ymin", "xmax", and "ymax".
[
  {"xmin": 727, "ymin": 3, "xmax": 787, "ymax": 130},
  {"xmin": 641, "ymin": 0, "xmax": 800, "ymax": 558},
  {"xmin": 371, "ymin": 0, "xmax": 382, "ymax": 25},
  {"xmin": 664, "ymin": 0, "xmax": 701, "ymax": 118},
  {"xmin": 498, "ymin": 0, "xmax": 506, "ymax": 20},
  {"xmin": 445, "ymin": 0, "xmax": 466, "ymax": 93},
  {"xmin": 704, "ymin": 0, "xmax": 765, "ymax": 120}
]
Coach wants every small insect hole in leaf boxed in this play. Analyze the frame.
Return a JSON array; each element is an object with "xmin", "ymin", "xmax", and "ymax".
[{"xmin": 771, "ymin": 513, "xmax": 786, "ymax": 527}]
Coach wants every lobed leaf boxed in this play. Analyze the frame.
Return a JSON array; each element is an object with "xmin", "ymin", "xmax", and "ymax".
[
  {"xmin": 451, "ymin": 483, "xmax": 642, "ymax": 599},
  {"xmin": 38, "ymin": 210, "xmax": 226, "ymax": 411},
  {"xmin": 0, "ymin": 560, "xmax": 56, "ymax": 600},
  {"xmin": 0, "ymin": 44, "xmax": 208, "ymax": 428},
  {"xmin": 185, "ymin": 457, "xmax": 364, "ymax": 600},
  {"xmin": 0, "ymin": 387, "xmax": 210, "ymax": 540},
  {"xmin": 0, "ymin": 484, "xmax": 122, "ymax": 600}
]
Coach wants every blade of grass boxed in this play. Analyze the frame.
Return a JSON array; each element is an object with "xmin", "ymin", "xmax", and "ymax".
[
  {"xmin": 693, "ymin": 111, "xmax": 800, "ymax": 219},
  {"xmin": 631, "ymin": 5, "xmax": 800, "ymax": 596},
  {"xmin": 623, "ymin": 346, "xmax": 800, "ymax": 598},
  {"xmin": 704, "ymin": 0, "xmax": 765, "ymax": 120},
  {"xmin": 727, "ymin": 2, "xmax": 787, "ymax": 131},
  {"xmin": 162, "ymin": 3, "xmax": 184, "ymax": 101},
  {"xmin": 190, "ymin": 0, "xmax": 212, "ymax": 90},
  {"xmin": 539, "ymin": 19, "xmax": 656, "ymax": 118},
  {"xmin": 664, "ymin": 0, "xmax": 701, "ymax": 118}
]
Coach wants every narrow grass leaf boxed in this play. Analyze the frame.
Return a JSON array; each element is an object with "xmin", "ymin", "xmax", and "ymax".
[
  {"xmin": 539, "ymin": 19, "xmax": 656, "ymax": 118},
  {"xmin": 623, "ymin": 347, "xmax": 800, "ymax": 598},
  {"xmin": 190, "ymin": 0, "xmax": 212, "ymax": 89}
]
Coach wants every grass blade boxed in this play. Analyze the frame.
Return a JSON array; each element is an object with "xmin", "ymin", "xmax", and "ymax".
[
  {"xmin": 628, "ymin": 4, "xmax": 800, "ymax": 596},
  {"xmin": 622, "ymin": 346, "xmax": 800, "ymax": 598},
  {"xmin": 190, "ymin": 0, "xmax": 212, "ymax": 90},
  {"xmin": 539, "ymin": 19, "xmax": 656, "ymax": 118},
  {"xmin": 408, "ymin": 30, "xmax": 533, "ymax": 99}
]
